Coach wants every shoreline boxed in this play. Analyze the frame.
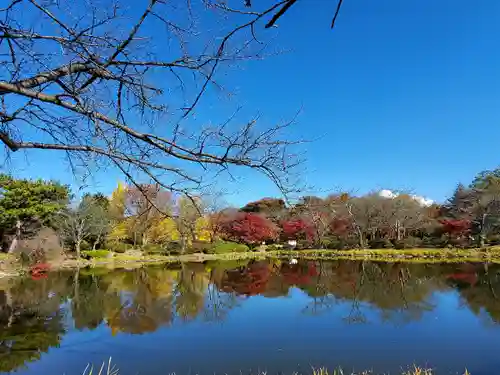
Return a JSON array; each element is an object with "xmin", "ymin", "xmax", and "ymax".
[
  {"xmin": 2, "ymin": 247, "xmax": 500, "ymax": 278},
  {"xmin": 268, "ymin": 247, "xmax": 500, "ymax": 263}
]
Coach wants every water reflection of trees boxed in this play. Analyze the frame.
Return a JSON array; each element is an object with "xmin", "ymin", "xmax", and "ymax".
[
  {"xmin": 2, "ymin": 260, "xmax": 500, "ymax": 372},
  {"xmin": 0, "ymin": 275, "xmax": 68, "ymax": 372},
  {"xmin": 447, "ymin": 263, "xmax": 500, "ymax": 323}
]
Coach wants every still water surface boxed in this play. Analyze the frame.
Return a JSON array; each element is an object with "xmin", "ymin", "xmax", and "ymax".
[{"xmin": 1, "ymin": 259, "xmax": 500, "ymax": 375}]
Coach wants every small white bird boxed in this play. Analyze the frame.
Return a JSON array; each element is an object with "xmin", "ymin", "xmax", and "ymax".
[{"xmin": 289, "ymin": 258, "xmax": 298, "ymax": 265}]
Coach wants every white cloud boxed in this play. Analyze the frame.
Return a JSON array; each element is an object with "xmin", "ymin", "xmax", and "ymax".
[
  {"xmin": 378, "ymin": 189, "xmax": 434, "ymax": 207},
  {"xmin": 379, "ymin": 189, "xmax": 398, "ymax": 199}
]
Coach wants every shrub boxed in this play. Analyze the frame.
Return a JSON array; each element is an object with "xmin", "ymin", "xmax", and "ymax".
[
  {"xmin": 368, "ymin": 238, "xmax": 394, "ymax": 249},
  {"xmin": 206, "ymin": 241, "xmax": 249, "ymax": 254},
  {"xmin": 265, "ymin": 244, "xmax": 283, "ymax": 251},
  {"xmin": 191, "ymin": 241, "xmax": 212, "ymax": 253},
  {"xmin": 142, "ymin": 243, "xmax": 166, "ymax": 255},
  {"xmin": 16, "ymin": 227, "xmax": 64, "ymax": 262},
  {"xmin": 322, "ymin": 238, "xmax": 342, "ymax": 250},
  {"xmin": 488, "ymin": 235, "xmax": 500, "ymax": 246},
  {"xmin": 296, "ymin": 240, "xmax": 313, "ymax": 250},
  {"xmin": 164, "ymin": 241, "xmax": 184, "ymax": 255},
  {"xmin": 393, "ymin": 237, "xmax": 423, "ymax": 249},
  {"xmin": 106, "ymin": 241, "xmax": 129, "ymax": 253},
  {"xmin": 421, "ymin": 235, "xmax": 447, "ymax": 248},
  {"xmin": 342, "ymin": 236, "xmax": 361, "ymax": 249},
  {"xmin": 82, "ymin": 250, "xmax": 113, "ymax": 259},
  {"xmin": 80, "ymin": 240, "xmax": 92, "ymax": 251},
  {"xmin": 448, "ymin": 237, "xmax": 472, "ymax": 249}
]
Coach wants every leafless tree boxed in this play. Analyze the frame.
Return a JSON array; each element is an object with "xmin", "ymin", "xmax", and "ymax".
[
  {"xmin": 125, "ymin": 183, "xmax": 171, "ymax": 245},
  {"xmin": 56, "ymin": 198, "xmax": 109, "ymax": 257},
  {"xmin": 387, "ymin": 195, "xmax": 426, "ymax": 241},
  {"xmin": 0, "ymin": 0, "xmax": 316, "ymax": 198},
  {"xmin": 174, "ymin": 195, "xmax": 205, "ymax": 250},
  {"xmin": 344, "ymin": 194, "xmax": 386, "ymax": 248},
  {"xmin": 294, "ymin": 196, "xmax": 334, "ymax": 246}
]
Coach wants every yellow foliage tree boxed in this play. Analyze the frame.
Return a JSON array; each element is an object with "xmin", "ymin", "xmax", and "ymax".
[
  {"xmin": 194, "ymin": 216, "xmax": 211, "ymax": 242},
  {"xmin": 107, "ymin": 219, "xmax": 132, "ymax": 243},
  {"xmin": 146, "ymin": 218, "xmax": 180, "ymax": 244},
  {"xmin": 108, "ymin": 182, "xmax": 127, "ymax": 221}
]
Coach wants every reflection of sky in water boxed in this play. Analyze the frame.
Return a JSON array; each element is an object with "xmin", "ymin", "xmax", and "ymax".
[{"xmin": 5, "ymin": 262, "xmax": 500, "ymax": 375}]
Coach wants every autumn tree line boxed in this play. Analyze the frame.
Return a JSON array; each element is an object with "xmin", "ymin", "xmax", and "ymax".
[
  {"xmin": 0, "ymin": 176, "xmax": 214, "ymax": 257},
  {"xmin": 1, "ymin": 167, "xmax": 500, "ymax": 257}
]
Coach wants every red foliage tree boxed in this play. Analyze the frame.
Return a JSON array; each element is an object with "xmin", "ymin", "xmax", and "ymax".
[
  {"xmin": 281, "ymin": 218, "xmax": 315, "ymax": 242},
  {"xmin": 329, "ymin": 217, "xmax": 353, "ymax": 237},
  {"xmin": 439, "ymin": 219, "xmax": 471, "ymax": 237},
  {"xmin": 220, "ymin": 212, "xmax": 279, "ymax": 245}
]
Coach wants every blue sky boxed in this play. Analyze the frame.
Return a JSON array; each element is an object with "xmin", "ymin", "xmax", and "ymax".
[{"xmin": 4, "ymin": 0, "xmax": 500, "ymax": 205}]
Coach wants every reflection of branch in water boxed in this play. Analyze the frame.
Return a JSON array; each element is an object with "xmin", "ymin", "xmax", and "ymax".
[
  {"xmin": 204, "ymin": 284, "xmax": 241, "ymax": 322},
  {"xmin": 484, "ymin": 264, "xmax": 498, "ymax": 300},
  {"xmin": 301, "ymin": 261, "xmax": 339, "ymax": 316},
  {"xmin": 343, "ymin": 298, "xmax": 367, "ymax": 324},
  {"xmin": 301, "ymin": 294, "xmax": 339, "ymax": 316},
  {"xmin": 343, "ymin": 261, "xmax": 367, "ymax": 324}
]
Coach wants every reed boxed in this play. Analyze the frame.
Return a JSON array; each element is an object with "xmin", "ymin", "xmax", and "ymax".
[{"xmin": 81, "ymin": 360, "xmax": 471, "ymax": 375}]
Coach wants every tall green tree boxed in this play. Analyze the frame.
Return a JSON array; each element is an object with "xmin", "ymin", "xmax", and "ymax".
[
  {"xmin": 470, "ymin": 170, "xmax": 500, "ymax": 246},
  {"xmin": 81, "ymin": 193, "xmax": 111, "ymax": 250},
  {"xmin": 0, "ymin": 175, "xmax": 69, "ymax": 252}
]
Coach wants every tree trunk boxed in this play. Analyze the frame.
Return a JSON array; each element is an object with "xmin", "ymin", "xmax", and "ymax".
[
  {"xmin": 181, "ymin": 236, "xmax": 187, "ymax": 254},
  {"xmin": 7, "ymin": 220, "xmax": 21, "ymax": 254},
  {"xmin": 75, "ymin": 239, "xmax": 81, "ymax": 259},
  {"xmin": 357, "ymin": 229, "xmax": 365, "ymax": 249},
  {"xmin": 480, "ymin": 213, "xmax": 487, "ymax": 247}
]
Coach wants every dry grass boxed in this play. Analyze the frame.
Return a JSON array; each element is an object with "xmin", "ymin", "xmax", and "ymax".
[
  {"xmin": 80, "ymin": 361, "xmax": 470, "ymax": 375},
  {"xmin": 311, "ymin": 367, "xmax": 435, "ymax": 375},
  {"xmin": 82, "ymin": 358, "xmax": 118, "ymax": 375}
]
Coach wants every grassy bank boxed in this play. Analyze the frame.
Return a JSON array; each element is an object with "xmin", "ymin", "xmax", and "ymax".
[
  {"xmin": 0, "ymin": 250, "xmax": 269, "ymax": 278},
  {"xmin": 3, "ymin": 246, "xmax": 500, "ymax": 278},
  {"xmin": 267, "ymin": 247, "xmax": 500, "ymax": 264}
]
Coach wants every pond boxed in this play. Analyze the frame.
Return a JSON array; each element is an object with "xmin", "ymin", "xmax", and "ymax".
[{"xmin": 1, "ymin": 259, "xmax": 500, "ymax": 375}]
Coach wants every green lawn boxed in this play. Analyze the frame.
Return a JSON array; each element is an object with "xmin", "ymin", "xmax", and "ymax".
[{"xmin": 0, "ymin": 253, "xmax": 13, "ymax": 260}]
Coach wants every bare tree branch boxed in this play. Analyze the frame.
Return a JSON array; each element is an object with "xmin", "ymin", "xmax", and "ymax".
[
  {"xmin": 0, "ymin": 0, "xmax": 310, "ymax": 200},
  {"xmin": 331, "ymin": 0, "xmax": 344, "ymax": 29}
]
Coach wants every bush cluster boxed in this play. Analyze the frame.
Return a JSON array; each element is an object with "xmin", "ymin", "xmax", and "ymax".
[{"xmin": 82, "ymin": 250, "xmax": 113, "ymax": 259}]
